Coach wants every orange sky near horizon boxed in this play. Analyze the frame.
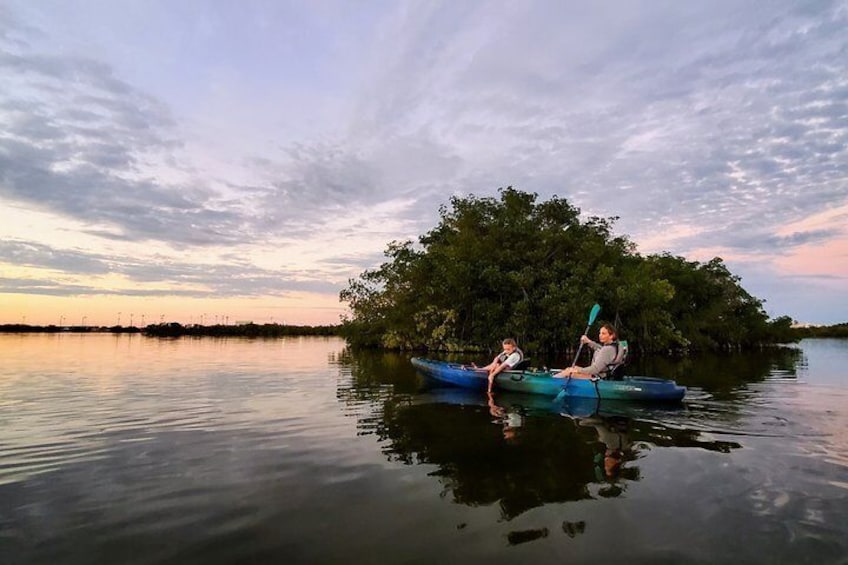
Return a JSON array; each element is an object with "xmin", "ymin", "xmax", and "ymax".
[
  {"xmin": 2, "ymin": 2, "xmax": 847, "ymax": 328},
  {"xmin": 0, "ymin": 292, "xmax": 348, "ymax": 327}
]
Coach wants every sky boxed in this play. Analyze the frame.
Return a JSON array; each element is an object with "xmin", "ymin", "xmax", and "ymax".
[{"xmin": 0, "ymin": 0, "xmax": 846, "ymax": 327}]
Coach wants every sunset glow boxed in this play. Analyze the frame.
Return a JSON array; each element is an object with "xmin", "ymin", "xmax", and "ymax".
[{"xmin": 1, "ymin": 1, "xmax": 846, "ymax": 326}]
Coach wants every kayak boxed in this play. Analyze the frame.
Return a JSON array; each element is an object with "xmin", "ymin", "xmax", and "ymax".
[{"xmin": 410, "ymin": 357, "xmax": 686, "ymax": 402}]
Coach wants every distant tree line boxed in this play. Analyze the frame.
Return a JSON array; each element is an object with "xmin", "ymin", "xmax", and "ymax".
[
  {"xmin": 791, "ymin": 323, "xmax": 848, "ymax": 339},
  {"xmin": 0, "ymin": 324, "xmax": 139, "ymax": 333},
  {"xmin": 142, "ymin": 323, "xmax": 340, "ymax": 337},
  {"xmin": 0, "ymin": 323, "xmax": 340, "ymax": 337},
  {"xmin": 339, "ymin": 188, "xmax": 798, "ymax": 354}
]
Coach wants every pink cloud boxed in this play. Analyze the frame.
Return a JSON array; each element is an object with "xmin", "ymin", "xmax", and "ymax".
[{"xmin": 774, "ymin": 238, "xmax": 848, "ymax": 280}]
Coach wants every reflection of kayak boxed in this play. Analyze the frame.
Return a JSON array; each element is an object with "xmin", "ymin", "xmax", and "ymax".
[
  {"xmin": 411, "ymin": 357, "xmax": 686, "ymax": 402},
  {"xmin": 415, "ymin": 387, "xmax": 608, "ymax": 418},
  {"xmin": 413, "ymin": 386, "xmax": 737, "ymax": 456},
  {"xmin": 417, "ymin": 387, "xmax": 684, "ymax": 419}
]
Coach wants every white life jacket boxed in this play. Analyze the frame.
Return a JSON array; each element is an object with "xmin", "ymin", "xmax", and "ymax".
[{"xmin": 496, "ymin": 347, "xmax": 524, "ymax": 367}]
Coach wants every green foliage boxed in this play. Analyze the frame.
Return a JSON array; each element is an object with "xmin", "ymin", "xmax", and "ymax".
[
  {"xmin": 339, "ymin": 187, "xmax": 796, "ymax": 353},
  {"xmin": 792, "ymin": 322, "xmax": 848, "ymax": 339}
]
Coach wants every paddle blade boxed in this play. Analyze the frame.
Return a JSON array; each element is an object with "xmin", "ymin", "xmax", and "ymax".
[{"xmin": 588, "ymin": 303, "xmax": 601, "ymax": 325}]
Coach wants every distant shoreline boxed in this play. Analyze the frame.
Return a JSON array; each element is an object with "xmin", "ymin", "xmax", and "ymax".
[
  {"xmin": 2, "ymin": 322, "xmax": 844, "ymax": 340},
  {"xmin": 791, "ymin": 323, "xmax": 848, "ymax": 339},
  {"xmin": 0, "ymin": 323, "xmax": 341, "ymax": 337}
]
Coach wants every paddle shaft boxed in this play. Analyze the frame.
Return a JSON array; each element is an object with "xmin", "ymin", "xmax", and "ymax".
[
  {"xmin": 570, "ymin": 304, "xmax": 600, "ymax": 369},
  {"xmin": 560, "ymin": 334, "xmax": 599, "ymax": 401},
  {"xmin": 570, "ymin": 323, "xmax": 591, "ymax": 367},
  {"xmin": 555, "ymin": 304, "xmax": 600, "ymax": 402}
]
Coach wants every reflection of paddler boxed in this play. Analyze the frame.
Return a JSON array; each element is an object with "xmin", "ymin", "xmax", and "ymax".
[
  {"xmin": 578, "ymin": 415, "xmax": 632, "ymax": 478},
  {"xmin": 487, "ymin": 392, "xmax": 524, "ymax": 442}
]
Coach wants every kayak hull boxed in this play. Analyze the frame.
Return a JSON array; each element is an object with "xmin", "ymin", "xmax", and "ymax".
[{"xmin": 411, "ymin": 357, "xmax": 686, "ymax": 402}]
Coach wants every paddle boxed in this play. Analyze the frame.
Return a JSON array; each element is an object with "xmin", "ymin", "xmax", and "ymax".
[
  {"xmin": 554, "ymin": 303, "xmax": 601, "ymax": 401},
  {"xmin": 571, "ymin": 303, "xmax": 601, "ymax": 368}
]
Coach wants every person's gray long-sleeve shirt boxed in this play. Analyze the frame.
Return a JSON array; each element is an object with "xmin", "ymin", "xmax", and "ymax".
[{"xmin": 580, "ymin": 340, "xmax": 618, "ymax": 377}]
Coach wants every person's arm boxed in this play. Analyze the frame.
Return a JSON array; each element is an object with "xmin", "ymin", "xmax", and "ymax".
[
  {"xmin": 487, "ymin": 352, "xmax": 518, "ymax": 392},
  {"xmin": 581, "ymin": 335, "xmax": 601, "ymax": 351},
  {"xmin": 556, "ymin": 346, "xmax": 614, "ymax": 378},
  {"xmin": 474, "ymin": 355, "xmax": 499, "ymax": 370},
  {"xmin": 489, "ymin": 358, "xmax": 513, "ymax": 378},
  {"xmin": 556, "ymin": 366, "xmax": 591, "ymax": 378},
  {"xmin": 555, "ymin": 337, "xmax": 601, "ymax": 377}
]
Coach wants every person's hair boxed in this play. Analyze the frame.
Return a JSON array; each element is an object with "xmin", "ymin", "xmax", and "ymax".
[
  {"xmin": 502, "ymin": 338, "xmax": 517, "ymax": 346},
  {"xmin": 601, "ymin": 323, "xmax": 618, "ymax": 339}
]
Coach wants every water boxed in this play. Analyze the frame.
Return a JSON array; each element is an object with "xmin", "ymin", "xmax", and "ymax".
[{"xmin": 1, "ymin": 334, "xmax": 846, "ymax": 564}]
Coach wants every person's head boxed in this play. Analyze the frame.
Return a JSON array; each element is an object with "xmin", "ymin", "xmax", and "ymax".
[
  {"xmin": 502, "ymin": 338, "xmax": 517, "ymax": 353},
  {"xmin": 598, "ymin": 324, "xmax": 617, "ymax": 344},
  {"xmin": 604, "ymin": 448, "xmax": 623, "ymax": 477}
]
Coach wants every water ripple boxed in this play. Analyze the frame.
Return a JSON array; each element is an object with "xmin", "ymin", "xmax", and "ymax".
[{"xmin": 2, "ymin": 334, "xmax": 847, "ymax": 565}]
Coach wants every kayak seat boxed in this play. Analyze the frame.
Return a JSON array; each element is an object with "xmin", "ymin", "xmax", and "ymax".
[
  {"xmin": 605, "ymin": 341, "xmax": 629, "ymax": 380},
  {"xmin": 607, "ymin": 365, "xmax": 626, "ymax": 380}
]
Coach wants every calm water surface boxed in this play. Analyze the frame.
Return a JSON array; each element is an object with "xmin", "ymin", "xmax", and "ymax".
[{"xmin": 1, "ymin": 334, "xmax": 846, "ymax": 564}]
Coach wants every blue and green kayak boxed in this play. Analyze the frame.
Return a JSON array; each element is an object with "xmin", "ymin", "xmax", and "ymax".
[{"xmin": 411, "ymin": 357, "xmax": 686, "ymax": 402}]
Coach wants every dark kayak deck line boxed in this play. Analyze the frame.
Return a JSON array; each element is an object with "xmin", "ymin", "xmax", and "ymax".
[{"xmin": 411, "ymin": 357, "xmax": 686, "ymax": 402}]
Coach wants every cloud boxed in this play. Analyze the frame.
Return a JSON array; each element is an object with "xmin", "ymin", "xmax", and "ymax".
[
  {"xmin": 1, "ymin": 1, "xmax": 846, "ymax": 323},
  {"xmin": 0, "ymin": 240, "xmax": 109, "ymax": 275},
  {"xmin": 0, "ymin": 12, "xmax": 444, "ymax": 250},
  {"xmin": 0, "ymin": 41, "xmax": 253, "ymax": 246},
  {"xmin": 0, "ymin": 240, "xmax": 338, "ymax": 297},
  {"xmin": 6, "ymin": 1, "xmax": 843, "ymax": 257},
  {"xmin": 719, "ymin": 228, "xmax": 841, "ymax": 252},
  {"xmin": 289, "ymin": 0, "xmax": 847, "ymax": 265}
]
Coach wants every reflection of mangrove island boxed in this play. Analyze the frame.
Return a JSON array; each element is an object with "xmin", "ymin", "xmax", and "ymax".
[
  {"xmin": 1, "ymin": 323, "xmax": 339, "ymax": 337},
  {"xmin": 332, "ymin": 348, "xmax": 747, "ymax": 522},
  {"xmin": 380, "ymin": 399, "xmax": 599, "ymax": 520}
]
